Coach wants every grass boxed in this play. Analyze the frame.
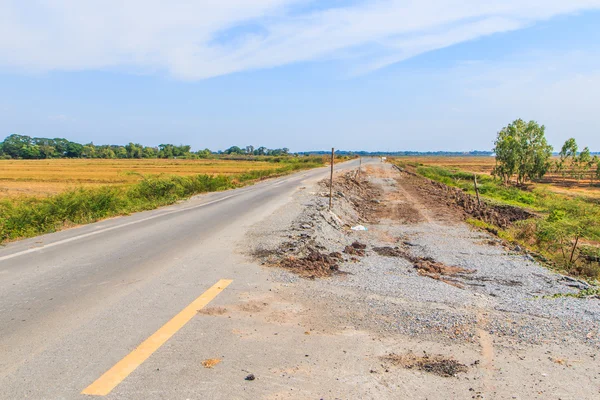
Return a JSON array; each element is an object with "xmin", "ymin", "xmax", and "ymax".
[
  {"xmin": 393, "ymin": 160, "xmax": 600, "ymax": 281},
  {"xmin": 394, "ymin": 156, "xmax": 600, "ymax": 200},
  {"xmin": 0, "ymin": 157, "xmax": 325, "ymax": 243}
]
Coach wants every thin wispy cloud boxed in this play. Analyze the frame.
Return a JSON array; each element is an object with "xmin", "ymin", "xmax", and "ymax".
[{"xmin": 1, "ymin": 0, "xmax": 599, "ymax": 80}]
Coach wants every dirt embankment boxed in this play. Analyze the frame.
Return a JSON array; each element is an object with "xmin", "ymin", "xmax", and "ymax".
[
  {"xmin": 319, "ymin": 171, "xmax": 383, "ymax": 223},
  {"xmin": 397, "ymin": 166, "xmax": 535, "ymax": 228}
]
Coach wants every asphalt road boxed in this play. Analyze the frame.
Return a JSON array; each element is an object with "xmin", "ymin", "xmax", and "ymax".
[{"xmin": 0, "ymin": 158, "xmax": 364, "ymax": 399}]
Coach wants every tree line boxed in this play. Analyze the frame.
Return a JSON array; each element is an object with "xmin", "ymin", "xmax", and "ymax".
[
  {"xmin": 0, "ymin": 134, "xmax": 292, "ymax": 160},
  {"xmin": 492, "ymin": 119, "xmax": 600, "ymax": 185}
]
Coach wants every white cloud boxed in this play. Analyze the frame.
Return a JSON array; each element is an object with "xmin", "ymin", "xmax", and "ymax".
[{"xmin": 1, "ymin": 0, "xmax": 599, "ymax": 80}]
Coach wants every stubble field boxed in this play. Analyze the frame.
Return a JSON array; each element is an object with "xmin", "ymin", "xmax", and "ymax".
[{"xmin": 0, "ymin": 158, "xmax": 284, "ymax": 198}]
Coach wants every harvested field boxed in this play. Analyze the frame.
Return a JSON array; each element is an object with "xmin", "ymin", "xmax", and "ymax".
[{"xmin": 0, "ymin": 158, "xmax": 291, "ymax": 198}]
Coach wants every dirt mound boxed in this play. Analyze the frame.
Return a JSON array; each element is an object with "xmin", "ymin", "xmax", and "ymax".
[
  {"xmin": 373, "ymin": 246, "xmax": 405, "ymax": 257},
  {"xmin": 321, "ymin": 172, "xmax": 383, "ymax": 222},
  {"xmin": 405, "ymin": 173, "xmax": 535, "ymax": 228},
  {"xmin": 412, "ymin": 257, "xmax": 475, "ymax": 288},
  {"xmin": 278, "ymin": 248, "xmax": 343, "ymax": 278},
  {"xmin": 344, "ymin": 241, "xmax": 367, "ymax": 256},
  {"xmin": 383, "ymin": 353, "xmax": 468, "ymax": 377}
]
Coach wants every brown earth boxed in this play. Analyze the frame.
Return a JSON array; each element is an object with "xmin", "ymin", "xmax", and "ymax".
[
  {"xmin": 382, "ymin": 352, "xmax": 469, "ymax": 378},
  {"xmin": 391, "ymin": 165, "xmax": 535, "ymax": 227}
]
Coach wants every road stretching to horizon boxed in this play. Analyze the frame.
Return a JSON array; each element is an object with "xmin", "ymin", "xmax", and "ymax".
[{"xmin": 0, "ymin": 158, "xmax": 365, "ymax": 399}]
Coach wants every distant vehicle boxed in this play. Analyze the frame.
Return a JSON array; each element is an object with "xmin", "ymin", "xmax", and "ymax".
[{"xmin": 381, "ymin": 157, "xmax": 387, "ymax": 162}]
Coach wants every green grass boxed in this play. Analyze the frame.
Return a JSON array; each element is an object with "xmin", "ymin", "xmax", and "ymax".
[{"xmin": 0, "ymin": 161, "xmax": 322, "ymax": 243}]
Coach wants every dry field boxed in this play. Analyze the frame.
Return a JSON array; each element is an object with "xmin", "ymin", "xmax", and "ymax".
[
  {"xmin": 0, "ymin": 159, "xmax": 279, "ymax": 198},
  {"xmin": 396, "ymin": 156, "xmax": 600, "ymax": 199}
]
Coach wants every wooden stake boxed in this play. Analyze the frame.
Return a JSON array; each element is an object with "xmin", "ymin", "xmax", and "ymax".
[
  {"xmin": 474, "ymin": 173, "xmax": 481, "ymax": 206},
  {"xmin": 329, "ymin": 148, "xmax": 334, "ymax": 210}
]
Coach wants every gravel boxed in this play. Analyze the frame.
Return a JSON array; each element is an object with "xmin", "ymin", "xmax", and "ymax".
[{"xmin": 245, "ymin": 164, "xmax": 600, "ymax": 349}]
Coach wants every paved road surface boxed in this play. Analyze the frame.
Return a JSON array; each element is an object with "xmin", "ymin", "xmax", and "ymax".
[{"xmin": 0, "ymin": 158, "xmax": 364, "ymax": 399}]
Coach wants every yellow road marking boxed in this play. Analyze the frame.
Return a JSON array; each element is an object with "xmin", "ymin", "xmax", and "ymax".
[{"xmin": 81, "ymin": 279, "xmax": 232, "ymax": 396}]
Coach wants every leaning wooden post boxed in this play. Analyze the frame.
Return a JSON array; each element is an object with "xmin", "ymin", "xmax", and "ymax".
[
  {"xmin": 329, "ymin": 148, "xmax": 334, "ymax": 210},
  {"xmin": 473, "ymin": 173, "xmax": 481, "ymax": 206}
]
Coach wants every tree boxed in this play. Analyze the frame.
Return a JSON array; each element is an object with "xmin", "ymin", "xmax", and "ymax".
[
  {"xmin": 142, "ymin": 147, "xmax": 157, "ymax": 158},
  {"xmin": 82, "ymin": 143, "xmax": 96, "ymax": 158},
  {"xmin": 246, "ymin": 145, "xmax": 254, "ymax": 155},
  {"xmin": 97, "ymin": 146, "xmax": 116, "ymax": 159},
  {"xmin": 20, "ymin": 144, "xmax": 41, "ymax": 159},
  {"xmin": 38, "ymin": 144, "xmax": 56, "ymax": 159},
  {"xmin": 65, "ymin": 142, "xmax": 83, "ymax": 158},
  {"xmin": 115, "ymin": 146, "xmax": 128, "ymax": 158},
  {"xmin": 125, "ymin": 142, "xmax": 144, "ymax": 158},
  {"xmin": 559, "ymin": 138, "xmax": 578, "ymax": 181},
  {"xmin": 492, "ymin": 119, "xmax": 553, "ymax": 184},
  {"xmin": 254, "ymin": 146, "xmax": 267, "ymax": 156},
  {"xmin": 536, "ymin": 204, "xmax": 600, "ymax": 266},
  {"xmin": 1, "ymin": 134, "xmax": 32, "ymax": 158},
  {"xmin": 224, "ymin": 146, "xmax": 244, "ymax": 155},
  {"xmin": 197, "ymin": 148, "xmax": 211, "ymax": 158},
  {"xmin": 574, "ymin": 147, "xmax": 592, "ymax": 182}
]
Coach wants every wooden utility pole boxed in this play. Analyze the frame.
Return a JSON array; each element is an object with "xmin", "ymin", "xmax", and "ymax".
[
  {"xmin": 473, "ymin": 173, "xmax": 481, "ymax": 206},
  {"xmin": 329, "ymin": 148, "xmax": 334, "ymax": 210}
]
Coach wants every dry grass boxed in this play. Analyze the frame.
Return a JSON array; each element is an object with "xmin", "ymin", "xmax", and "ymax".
[
  {"xmin": 396, "ymin": 156, "xmax": 600, "ymax": 200},
  {"xmin": 201, "ymin": 358, "xmax": 222, "ymax": 368},
  {"xmin": 0, "ymin": 159, "xmax": 279, "ymax": 198}
]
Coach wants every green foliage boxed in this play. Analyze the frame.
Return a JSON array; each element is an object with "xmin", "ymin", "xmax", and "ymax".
[
  {"xmin": 492, "ymin": 119, "xmax": 553, "ymax": 184},
  {"xmin": 545, "ymin": 287, "xmax": 600, "ymax": 299}
]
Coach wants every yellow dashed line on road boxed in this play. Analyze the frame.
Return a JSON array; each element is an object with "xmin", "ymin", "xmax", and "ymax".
[{"xmin": 81, "ymin": 279, "xmax": 232, "ymax": 396}]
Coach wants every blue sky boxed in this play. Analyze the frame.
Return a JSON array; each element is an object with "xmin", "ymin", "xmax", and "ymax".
[{"xmin": 1, "ymin": 1, "xmax": 599, "ymax": 152}]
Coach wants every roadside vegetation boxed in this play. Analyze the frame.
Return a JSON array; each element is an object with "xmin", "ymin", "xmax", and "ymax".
[
  {"xmin": 394, "ymin": 119, "xmax": 600, "ymax": 281},
  {"xmin": 0, "ymin": 156, "xmax": 326, "ymax": 244}
]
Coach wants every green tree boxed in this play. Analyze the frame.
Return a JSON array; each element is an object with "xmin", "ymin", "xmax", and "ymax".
[
  {"xmin": 559, "ymin": 138, "xmax": 578, "ymax": 181},
  {"xmin": 574, "ymin": 147, "xmax": 592, "ymax": 182},
  {"xmin": 536, "ymin": 204, "xmax": 600, "ymax": 267},
  {"xmin": 82, "ymin": 144, "xmax": 96, "ymax": 158},
  {"xmin": 197, "ymin": 148, "xmax": 211, "ymax": 158},
  {"xmin": 38, "ymin": 144, "xmax": 56, "ymax": 159},
  {"xmin": 492, "ymin": 119, "xmax": 553, "ymax": 184},
  {"xmin": 254, "ymin": 146, "xmax": 267, "ymax": 156},
  {"xmin": 65, "ymin": 142, "xmax": 83, "ymax": 158},
  {"xmin": 115, "ymin": 146, "xmax": 128, "ymax": 159},
  {"xmin": 20, "ymin": 144, "xmax": 41, "ymax": 159},
  {"xmin": 125, "ymin": 143, "xmax": 143, "ymax": 158},
  {"xmin": 224, "ymin": 146, "xmax": 244, "ymax": 155},
  {"xmin": 1, "ymin": 134, "xmax": 32, "ymax": 158},
  {"xmin": 142, "ymin": 147, "xmax": 157, "ymax": 158}
]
